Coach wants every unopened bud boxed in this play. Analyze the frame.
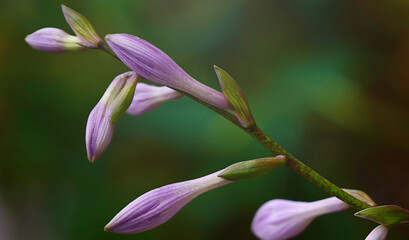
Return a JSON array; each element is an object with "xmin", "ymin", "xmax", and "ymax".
[
  {"xmin": 218, "ymin": 156, "xmax": 287, "ymax": 181},
  {"xmin": 126, "ymin": 83, "xmax": 183, "ymax": 115},
  {"xmin": 86, "ymin": 72, "xmax": 139, "ymax": 162},
  {"xmin": 25, "ymin": 27, "xmax": 84, "ymax": 53},
  {"xmin": 365, "ymin": 225, "xmax": 389, "ymax": 240},
  {"xmin": 252, "ymin": 197, "xmax": 349, "ymax": 240},
  {"xmin": 105, "ymin": 33, "xmax": 231, "ymax": 110},
  {"xmin": 105, "ymin": 170, "xmax": 232, "ymax": 234}
]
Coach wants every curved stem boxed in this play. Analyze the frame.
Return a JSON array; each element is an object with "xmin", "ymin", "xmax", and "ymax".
[
  {"xmin": 181, "ymin": 91, "xmax": 371, "ymax": 210},
  {"xmin": 251, "ymin": 126, "xmax": 370, "ymax": 210},
  {"xmin": 101, "ymin": 48, "xmax": 370, "ymax": 210}
]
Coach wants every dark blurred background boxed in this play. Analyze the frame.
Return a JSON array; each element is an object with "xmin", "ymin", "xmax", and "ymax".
[{"xmin": 1, "ymin": 0, "xmax": 409, "ymax": 239}]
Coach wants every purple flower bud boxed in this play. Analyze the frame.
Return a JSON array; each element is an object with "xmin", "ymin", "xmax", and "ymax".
[
  {"xmin": 365, "ymin": 225, "xmax": 389, "ymax": 240},
  {"xmin": 25, "ymin": 27, "xmax": 84, "ymax": 53},
  {"xmin": 104, "ymin": 170, "xmax": 232, "ymax": 234},
  {"xmin": 126, "ymin": 83, "xmax": 183, "ymax": 115},
  {"xmin": 105, "ymin": 33, "xmax": 231, "ymax": 110},
  {"xmin": 251, "ymin": 197, "xmax": 349, "ymax": 240},
  {"xmin": 86, "ymin": 72, "xmax": 139, "ymax": 162}
]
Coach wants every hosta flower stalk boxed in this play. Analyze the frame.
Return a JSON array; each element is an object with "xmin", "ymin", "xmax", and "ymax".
[{"xmin": 25, "ymin": 5, "xmax": 409, "ymax": 239}]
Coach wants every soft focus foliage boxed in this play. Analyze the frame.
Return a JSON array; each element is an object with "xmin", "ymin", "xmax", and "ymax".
[{"xmin": 1, "ymin": 0, "xmax": 409, "ymax": 239}]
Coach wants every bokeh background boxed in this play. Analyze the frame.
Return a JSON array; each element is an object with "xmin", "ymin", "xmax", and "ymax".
[{"xmin": 1, "ymin": 0, "xmax": 409, "ymax": 239}]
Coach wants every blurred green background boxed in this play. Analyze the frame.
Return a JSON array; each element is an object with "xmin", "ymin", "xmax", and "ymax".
[{"xmin": 1, "ymin": 0, "xmax": 409, "ymax": 239}]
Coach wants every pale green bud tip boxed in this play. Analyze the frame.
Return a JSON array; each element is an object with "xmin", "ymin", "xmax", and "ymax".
[
  {"xmin": 85, "ymin": 72, "xmax": 139, "ymax": 162},
  {"xmin": 218, "ymin": 155, "xmax": 287, "ymax": 181},
  {"xmin": 25, "ymin": 27, "xmax": 84, "ymax": 53},
  {"xmin": 355, "ymin": 205, "xmax": 409, "ymax": 226},
  {"xmin": 61, "ymin": 5, "xmax": 103, "ymax": 48},
  {"xmin": 109, "ymin": 73, "xmax": 139, "ymax": 123},
  {"xmin": 214, "ymin": 65, "xmax": 255, "ymax": 128},
  {"xmin": 342, "ymin": 188, "xmax": 377, "ymax": 207}
]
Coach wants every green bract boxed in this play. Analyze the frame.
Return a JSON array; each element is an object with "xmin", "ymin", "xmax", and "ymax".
[
  {"xmin": 342, "ymin": 189, "xmax": 377, "ymax": 207},
  {"xmin": 214, "ymin": 65, "xmax": 255, "ymax": 128},
  {"xmin": 355, "ymin": 205, "xmax": 409, "ymax": 226},
  {"xmin": 62, "ymin": 5, "xmax": 103, "ymax": 48},
  {"xmin": 109, "ymin": 75, "xmax": 139, "ymax": 123},
  {"xmin": 218, "ymin": 156, "xmax": 287, "ymax": 181}
]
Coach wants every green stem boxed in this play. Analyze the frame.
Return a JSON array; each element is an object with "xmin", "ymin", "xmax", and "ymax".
[
  {"xmin": 101, "ymin": 49, "xmax": 370, "ymax": 210},
  {"xmin": 181, "ymin": 92, "xmax": 371, "ymax": 210},
  {"xmin": 251, "ymin": 126, "xmax": 370, "ymax": 210}
]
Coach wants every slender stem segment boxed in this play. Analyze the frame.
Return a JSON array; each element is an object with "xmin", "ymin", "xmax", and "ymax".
[
  {"xmin": 251, "ymin": 126, "xmax": 370, "ymax": 210},
  {"xmin": 101, "ymin": 49, "xmax": 371, "ymax": 210},
  {"xmin": 181, "ymin": 91, "xmax": 371, "ymax": 210}
]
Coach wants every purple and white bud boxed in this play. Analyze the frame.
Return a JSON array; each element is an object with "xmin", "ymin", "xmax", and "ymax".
[
  {"xmin": 251, "ymin": 197, "xmax": 349, "ymax": 240},
  {"xmin": 126, "ymin": 83, "xmax": 183, "ymax": 115},
  {"xmin": 25, "ymin": 27, "xmax": 84, "ymax": 53},
  {"xmin": 105, "ymin": 33, "xmax": 231, "ymax": 110},
  {"xmin": 86, "ymin": 72, "xmax": 139, "ymax": 162},
  {"xmin": 365, "ymin": 225, "xmax": 389, "ymax": 240},
  {"xmin": 104, "ymin": 170, "xmax": 232, "ymax": 234}
]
